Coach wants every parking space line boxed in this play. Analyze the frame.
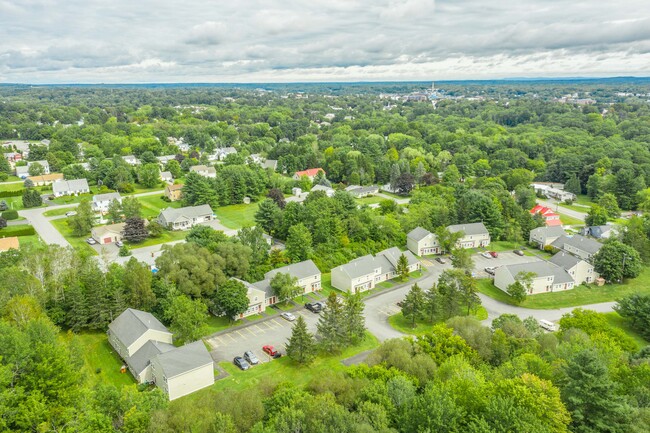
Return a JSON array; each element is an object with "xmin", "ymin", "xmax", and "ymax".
[
  {"xmin": 270, "ymin": 319, "xmax": 283, "ymax": 328},
  {"xmin": 253, "ymin": 325, "xmax": 264, "ymax": 333},
  {"xmin": 263, "ymin": 321, "xmax": 275, "ymax": 330},
  {"xmin": 245, "ymin": 327, "xmax": 256, "ymax": 336},
  {"xmin": 236, "ymin": 330, "xmax": 245, "ymax": 339},
  {"xmin": 225, "ymin": 333, "xmax": 237, "ymax": 342}
]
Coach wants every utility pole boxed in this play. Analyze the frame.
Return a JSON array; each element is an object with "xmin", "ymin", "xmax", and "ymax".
[{"xmin": 621, "ymin": 253, "xmax": 628, "ymax": 282}]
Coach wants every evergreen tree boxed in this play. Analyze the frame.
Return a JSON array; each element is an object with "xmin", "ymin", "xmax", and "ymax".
[
  {"xmin": 286, "ymin": 315, "xmax": 316, "ymax": 364},
  {"xmin": 401, "ymin": 283, "xmax": 425, "ymax": 328},
  {"xmin": 423, "ymin": 283, "xmax": 441, "ymax": 323},
  {"xmin": 564, "ymin": 173, "xmax": 581, "ymax": 195},
  {"xmin": 389, "ymin": 163, "xmax": 401, "ymax": 191},
  {"xmin": 22, "ymin": 188, "xmax": 42, "ymax": 208},
  {"xmin": 342, "ymin": 292, "xmax": 365, "ymax": 345},
  {"xmin": 396, "ymin": 253, "xmax": 410, "ymax": 281},
  {"xmin": 254, "ymin": 198, "xmax": 282, "ymax": 236},
  {"xmin": 317, "ymin": 292, "xmax": 345, "ymax": 352},
  {"xmin": 122, "ymin": 217, "xmax": 148, "ymax": 243}
]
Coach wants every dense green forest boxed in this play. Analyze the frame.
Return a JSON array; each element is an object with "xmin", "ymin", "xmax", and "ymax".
[{"xmin": 1, "ymin": 82, "xmax": 650, "ymax": 432}]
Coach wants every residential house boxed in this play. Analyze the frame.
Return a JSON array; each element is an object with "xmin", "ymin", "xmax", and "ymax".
[
  {"xmin": 0, "ymin": 237, "xmax": 19, "ymax": 252},
  {"xmin": 150, "ymin": 341, "xmax": 215, "ymax": 401},
  {"xmin": 91, "ymin": 222, "xmax": 130, "ymax": 244},
  {"xmin": 108, "ymin": 309, "xmax": 214, "ymax": 400},
  {"xmin": 157, "ymin": 204, "xmax": 213, "ymax": 230},
  {"xmin": 122, "ymin": 155, "xmax": 141, "ymax": 166},
  {"xmin": 581, "ymin": 225, "xmax": 618, "ymax": 239},
  {"xmin": 551, "ymin": 234, "xmax": 602, "ymax": 260},
  {"xmin": 4, "ymin": 152, "xmax": 22, "ymax": 168},
  {"xmin": 530, "ymin": 205, "xmax": 562, "ymax": 227},
  {"xmin": 529, "ymin": 226, "xmax": 566, "ymax": 249},
  {"xmin": 531, "ymin": 183, "xmax": 576, "ymax": 202},
  {"xmin": 447, "ymin": 222, "xmax": 491, "ymax": 248},
  {"xmin": 249, "ymin": 154, "xmax": 278, "ymax": 171},
  {"xmin": 189, "ymin": 165, "xmax": 216, "ymax": 178},
  {"xmin": 208, "ymin": 147, "xmax": 237, "ymax": 161},
  {"xmin": 156, "ymin": 155, "xmax": 177, "ymax": 166},
  {"xmin": 344, "ymin": 185, "xmax": 379, "ymax": 198},
  {"xmin": 165, "ymin": 184, "xmax": 183, "ymax": 202},
  {"xmin": 549, "ymin": 252, "xmax": 598, "ymax": 285},
  {"xmin": 310, "ymin": 184, "xmax": 335, "ymax": 197},
  {"xmin": 406, "ymin": 227, "xmax": 441, "ymax": 256},
  {"xmin": 27, "ymin": 173, "xmax": 64, "ymax": 186},
  {"xmin": 252, "ymin": 260, "xmax": 322, "ymax": 306},
  {"xmin": 52, "ymin": 178, "xmax": 90, "ymax": 197},
  {"xmin": 16, "ymin": 160, "xmax": 50, "ymax": 179},
  {"xmin": 293, "ymin": 168, "xmax": 325, "ymax": 181},
  {"xmin": 331, "ymin": 247, "xmax": 420, "ymax": 293},
  {"xmin": 494, "ymin": 261, "xmax": 575, "ymax": 295},
  {"xmin": 92, "ymin": 192, "xmax": 122, "ymax": 213},
  {"xmin": 160, "ymin": 171, "xmax": 174, "ymax": 183},
  {"xmin": 232, "ymin": 278, "xmax": 266, "ymax": 320},
  {"xmin": 168, "ymin": 137, "xmax": 189, "ymax": 152}
]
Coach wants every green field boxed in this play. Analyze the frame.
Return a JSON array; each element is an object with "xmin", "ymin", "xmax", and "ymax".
[
  {"xmin": 389, "ymin": 306, "xmax": 488, "ymax": 336},
  {"xmin": 64, "ymin": 331, "xmax": 136, "ymax": 387},
  {"xmin": 559, "ymin": 213, "xmax": 584, "ymax": 226},
  {"xmin": 214, "ymin": 202, "xmax": 260, "ymax": 229},
  {"xmin": 138, "ymin": 194, "xmax": 182, "ymax": 219},
  {"xmin": 126, "ymin": 229, "xmax": 187, "ymax": 248},
  {"xmin": 50, "ymin": 218, "xmax": 98, "ymax": 255},
  {"xmin": 355, "ymin": 196, "xmax": 385, "ymax": 206},
  {"xmin": 603, "ymin": 312, "xmax": 649, "ymax": 349},
  {"xmin": 559, "ymin": 203, "xmax": 590, "ymax": 213},
  {"xmin": 18, "ymin": 234, "xmax": 41, "ymax": 248},
  {"xmin": 0, "ymin": 182, "xmax": 24, "ymax": 192},
  {"xmin": 49, "ymin": 190, "xmax": 100, "ymax": 205},
  {"xmin": 43, "ymin": 207, "xmax": 76, "ymax": 217},
  {"xmin": 487, "ymin": 241, "xmax": 526, "ymax": 252},
  {"xmin": 477, "ymin": 268, "xmax": 650, "ymax": 309}
]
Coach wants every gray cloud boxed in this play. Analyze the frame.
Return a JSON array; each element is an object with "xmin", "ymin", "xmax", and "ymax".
[{"xmin": 0, "ymin": 0, "xmax": 649, "ymax": 83}]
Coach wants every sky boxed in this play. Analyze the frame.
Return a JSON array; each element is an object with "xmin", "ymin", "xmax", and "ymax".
[{"xmin": 1, "ymin": 0, "xmax": 649, "ymax": 83}]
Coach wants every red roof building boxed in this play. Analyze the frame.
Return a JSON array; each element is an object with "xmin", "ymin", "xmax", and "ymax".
[
  {"xmin": 293, "ymin": 168, "xmax": 325, "ymax": 181},
  {"xmin": 530, "ymin": 205, "xmax": 562, "ymax": 227}
]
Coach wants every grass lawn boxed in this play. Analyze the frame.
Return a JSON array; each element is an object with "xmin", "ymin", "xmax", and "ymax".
[
  {"xmin": 380, "ymin": 191, "xmax": 409, "ymax": 200},
  {"xmin": 126, "ymin": 184, "xmax": 166, "ymax": 195},
  {"xmin": 50, "ymin": 218, "xmax": 98, "ymax": 255},
  {"xmin": 125, "ymin": 229, "xmax": 187, "ymax": 248},
  {"xmin": 488, "ymin": 241, "xmax": 525, "ymax": 252},
  {"xmin": 559, "ymin": 203, "xmax": 590, "ymax": 213},
  {"xmin": 603, "ymin": 312, "xmax": 649, "ymax": 349},
  {"xmin": 214, "ymin": 202, "xmax": 260, "ymax": 230},
  {"xmin": 355, "ymin": 196, "xmax": 385, "ymax": 206},
  {"xmin": 477, "ymin": 268, "xmax": 650, "ymax": 309},
  {"xmin": 205, "ymin": 315, "xmax": 234, "ymax": 335},
  {"xmin": 2, "ymin": 195, "xmax": 42, "ymax": 211},
  {"xmin": 0, "ymin": 182, "xmax": 24, "ymax": 192},
  {"xmin": 49, "ymin": 189, "xmax": 101, "ymax": 205},
  {"xmin": 18, "ymin": 234, "xmax": 41, "ymax": 248},
  {"xmin": 559, "ymin": 213, "xmax": 584, "ymax": 226},
  {"xmin": 138, "ymin": 194, "xmax": 182, "ymax": 219},
  {"xmin": 575, "ymin": 194, "xmax": 596, "ymax": 207},
  {"xmin": 64, "ymin": 331, "xmax": 135, "ymax": 387},
  {"xmin": 204, "ymin": 332, "xmax": 379, "ymax": 394},
  {"xmin": 389, "ymin": 307, "xmax": 488, "ymax": 335},
  {"xmin": 43, "ymin": 207, "xmax": 76, "ymax": 217}
]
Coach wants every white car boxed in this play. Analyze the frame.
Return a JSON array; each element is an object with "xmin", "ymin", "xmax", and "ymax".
[
  {"xmin": 481, "ymin": 252, "xmax": 492, "ymax": 259},
  {"xmin": 86, "ymin": 238, "xmax": 97, "ymax": 245},
  {"xmin": 280, "ymin": 312, "xmax": 296, "ymax": 322},
  {"xmin": 65, "ymin": 211, "xmax": 77, "ymax": 217}
]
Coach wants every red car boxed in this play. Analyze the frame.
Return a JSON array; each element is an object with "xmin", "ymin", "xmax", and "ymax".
[
  {"xmin": 262, "ymin": 345, "xmax": 281, "ymax": 358},
  {"xmin": 489, "ymin": 251, "xmax": 499, "ymax": 258}
]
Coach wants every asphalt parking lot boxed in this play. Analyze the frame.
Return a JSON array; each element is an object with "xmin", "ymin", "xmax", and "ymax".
[{"xmin": 206, "ymin": 309, "xmax": 322, "ymax": 364}]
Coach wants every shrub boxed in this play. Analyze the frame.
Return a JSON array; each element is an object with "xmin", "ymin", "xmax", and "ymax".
[{"xmin": 2, "ymin": 210, "xmax": 19, "ymax": 220}]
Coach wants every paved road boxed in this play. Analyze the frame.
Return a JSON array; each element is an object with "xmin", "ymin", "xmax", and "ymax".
[
  {"xmin": 537, "ymin": 199, "xmax": 587, "ymax": 222},
  {"xmin": 377, "ymin": 192, "xmax": 411, "ymax": 205}
]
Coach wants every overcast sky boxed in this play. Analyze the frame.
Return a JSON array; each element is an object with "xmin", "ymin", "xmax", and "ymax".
[{"xmin": 1, "ymin": 0, "xmax": 649, "ymax": 83}]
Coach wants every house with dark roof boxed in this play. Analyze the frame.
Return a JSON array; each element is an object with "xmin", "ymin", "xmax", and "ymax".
[
  {"xmin": 331, "ymin": 247, "xmax": 420, "ymax": 293},
  {"xmin": 406, "ymin": 227, "xmax": 441, "ymax": 256},
  {"xmin": 447, "ymin": 222, "xmax": 491, "ymax": 249},
  {"xmin": 494, "ymin": 261, "xmax": 575, "ymax": 294},
  {"xmin": 251, "ymin": 260, "xmax": 322, "ymax": 306},
  {"xmin": 107, "ymin": 309, "xmax": 214, "ymax": 400},
  {"xmin": 157, "ymin": 205, "xmax": 213, "ymax": 230},
  {"xmin": 549, "ymin": 251, "xmax": 598, "ymax": 285},
  {"xmin": 551, "ymin": 234, "xmax": 602, "ymax": 260},
  {"xmin": 529, "ymin": 226, "xmax": 566, "ymax": 249},
  {"xmin": 581, "ymin": 225, "xmax": 618, "ymax": 240}
]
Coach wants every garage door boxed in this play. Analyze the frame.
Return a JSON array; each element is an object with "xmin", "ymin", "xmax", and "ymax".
[{"xmin": 104, "ymin": 237, "xmax": 112, "ymax": 244}]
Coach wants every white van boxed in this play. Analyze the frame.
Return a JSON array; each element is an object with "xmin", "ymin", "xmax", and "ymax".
[{"xmin": 538, "ymin": 319, "xmax": 558, "ymax": 332}]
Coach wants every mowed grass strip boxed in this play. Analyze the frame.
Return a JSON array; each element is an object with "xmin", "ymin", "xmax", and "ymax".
[{"xmin": 214, "ymin": 202, "xmax": 259, "ymax": 229}]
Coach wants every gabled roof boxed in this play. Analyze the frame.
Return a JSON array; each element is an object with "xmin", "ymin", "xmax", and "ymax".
[
  {"xmin": 447, "ymin": 222, "xmax": 489, "ymax": 236},
  {"xmin": 129, "ymin": 340, "xmax": 175, "ymax": 376},
  {"xmin": 407, "ymin": 226, "xmax": 433, "ymax": 242},
  {"xmin": 190, "ymin": 165, "xmax": 216, "ymax": 173},
  {"xmin": 376, "ymin": 247, "xmax": 419, "ymax": 268},
  {"xmin": 159, "ymin": 205, "xmax": 213, "ymax": 223},
  {"xmin": 530, "ymin": 204, "xmax": 557, "ymax": 216},
  {"xmin": 551, "ymin": 234, "xmax": 602, "ymax": 254},
  {"xmin": 295, "ymin": 168, "xmax": 325, "ymax": 177},
  {"xmin": 108, "ymin": 308, "xmax": 170, "ymax": 349},
  {"xmin": 53, "ymin": 178, "xmax": 89, "ymax": 194},
  {"xmin": 92, "ymin": 222, "xmax": 126, "ymax": 238},
  {"xmin": 549, "ymin": 252, "xmax": 582, "ymax": 271},
  {"xmin": 502, "ymin": 261, "xmax": 574, "ymax": 284},
  {"xmin": 27, "ymin": 173, "xmax": 63, "ymax": 183},
  {"xmin": 93, "ymin": 192, "xmax": 122, "ymax": 203},
  {"xmin": 151, "ymin": 341, "xmax": 213, "ymax": 379},
  {"xmin": 265, "ymin": 260, "xmax": 321, "ymax": 280},
  {"xmin": 332, "ymin": 254, "xmax": 379, "ymax": 279},
  {"xmin": 530, "ymin": 225, "xmax": 566, "ymax": 238},
  {"xmin": 311, "ymin": 185, "xmax": 334, "ymax": 193},
  {"xmin": 166, "ymin": 183, "xmax": 184, "ymax": 191}
]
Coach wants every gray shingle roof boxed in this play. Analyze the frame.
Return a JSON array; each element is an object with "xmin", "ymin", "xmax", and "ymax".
[
  {"xmin": 159, "ymin": 205, "xmax": 213, "ymax": 223},
  {"xmin": 152, "ymin": 341, "xmax": 213, "ymax": 379},
  {"xmin": 93, "ymin": 192, "xmax": 122, "ymax": 203},
  {"xmin": 53, "ymin": 178, "xmax": 89, "ymax": 194},
  {"xmin": 447, "ymin": 222, "xmax": 489, "ymax": 236},
  {"xmin": 503, "ymin": 261, "xmax": 574, "ymax": 284},
  {"xmin": 108, "ymin": 308, "xmax": 170, "ymax": 349},
  {"xmin": 407, "ymin": 227, "xmax": 432, "ymax": 242},
  {"xmin": 376, "ymin": 247, "xmax": 419, "ymax": 268},
  {"xmin": 251, "ymin": 278, "xmax": 273, "ymax": 299},
  {"xmin": 332, "ymin": 255, "xmax": 378, "ymax": 279},
  {"xmin": 128, "ymin": 340, "xmax": 175, "ymax": 376},
  {"xmin": 265, "ymin": 260, "xmax": 321, "ymax": 281},
  {"xmin": 549, "ymin": 252, "xmax": 582, "ymax": 271},
  {"xmin": 530, "ymin": 226, "xmax": 566, "ymax": 238},
  {"xmin": 551, "ymin": 234, "xmax": 602, "ymax": 254}
]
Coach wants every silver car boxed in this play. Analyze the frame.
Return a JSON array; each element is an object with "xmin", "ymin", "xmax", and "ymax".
[
  {"xmin": 281, "ymin": 312, "xmax": 296, "ymax": 321},
  {"xmin": 244, "ymin": 350, "xmax": 259, "ymax": 365}
]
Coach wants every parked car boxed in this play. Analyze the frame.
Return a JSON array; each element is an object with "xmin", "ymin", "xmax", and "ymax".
[
  {"xmin": 513, "ymin": 249, "xmax": 524, "ymax": 256},
  {"xmin": 489, "ymin": 251, "xmax": 499, "ymax": 258},
  {"xmin": 263, "ymin": 345, "xmax": 282, "ymax": 358},
  {"xmin": 314, "ymin": 301, "xmax": 326, "ymax": 311},
  {"xmin": 65, "ymin": 211, "xmax": 77, "ymax": 217},
  {"xmin": 86, "ymin": 238, "xmax": 97, "ymax": 245},
  {"xmin": 484, "ymin": 266, "xmax": 496, "ymax": 275},
  {"xmin": 305, "ymin": 302, "xmax": 322, "ymax": 313},
  {"xmin": 281, "ymin": 312, "xmax": 296, "ymax": 321},
  {"xmin": 481, "ymin": 252, "xmax": 492, "ymax": 259},
  {"xmin": 115, "ymin": 241, "xmax": 124, "ymax": 248},
  {"xmin": 538, "ymin": 319, "xmax": 558, "ymax": 332},
  {"xmin": 233, "ymin": 356, "xmax": 250, "ymax": 371},
  {"xmin": 436, "ymin": 257, "xmax": 447, "ymax": 264},
  {"xmin": 244, "ymin": 350, "xmax": 259, "ymax": 365},
  {"xmin": 396, "ymin": 300, "xmax": 404, "ymax": 307}
]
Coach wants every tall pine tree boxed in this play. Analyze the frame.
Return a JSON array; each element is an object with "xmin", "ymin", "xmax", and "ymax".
[
  {"xmin": 317, "ymin": 292, "xmax": 345, "ymax": 352},
  {"xmin": 342, "ymin": 292, "xmax": 366, "ymax": 345},
  {"xmin": 286, "ymin": 315, "xmax": 316, "ymax": 364}
]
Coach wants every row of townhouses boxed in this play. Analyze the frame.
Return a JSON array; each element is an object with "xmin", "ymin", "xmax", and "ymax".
[{"xmin": 406, "ymin": 222, "xmax": 491, "ymax": 256}]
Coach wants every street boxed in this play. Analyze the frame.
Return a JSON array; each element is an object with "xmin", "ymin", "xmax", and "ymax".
[{"xmin": 537, "ymin": 198, "xmax": 587, "ymax": 222}]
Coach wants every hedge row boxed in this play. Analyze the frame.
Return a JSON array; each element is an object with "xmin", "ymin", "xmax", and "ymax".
[
  {"xmin": 0, "ymin": 189, "xmax": 25, "ymax": 198},
  {"xmin": 0, "ymin": 225, "xmax": 36, "ymax": 237},
  {"xmin": 1, "ymin": 210, "xmax": 18, "ymax": 220}
]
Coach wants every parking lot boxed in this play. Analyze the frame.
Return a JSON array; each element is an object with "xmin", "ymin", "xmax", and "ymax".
[
  {"xmin": 206, "ymin": 309, "xmax": 322, "ymax": 364},
  {"xmin": 472, "ymin": 251, "xmax": 543, "ymax": 277}
]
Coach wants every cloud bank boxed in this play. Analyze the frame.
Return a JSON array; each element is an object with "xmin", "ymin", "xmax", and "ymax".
[{"xmin": 0, "ymin": 0, "xmax": 649, "ymax": 83}]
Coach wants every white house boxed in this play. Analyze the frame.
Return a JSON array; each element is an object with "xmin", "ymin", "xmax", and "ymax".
[
  {"xmin": 310, "ymin": 184, "xmax": 335, "ymax": 197},
  {"xmin": 406, "ymin": 227, "xmax": 441, "ymax": 256},
  {"xmin": 331, "ymin": 247, "xmax": 420, "ymax": 293},
  {"xmin": 344, "ymin": 185, "xmax": 379, "ymax": 198},
  {"xmin": 208, "ymin": 147, "xmax": 237, "ymax": 161},
  {"xmin": 549, "ymin": 252, "xmax": 598, "ymax": 285},
  {"xmin": 157, "ymin": 205, "xmax": 213, "ymax": 230},
  {"xmin": 91, "ymin": 222, "xmax": 127, "ymax": 244},
  {"xmin": 494, "ymin": 261, "xmax": 575, "ymax": 295},
  {"xmin": 529, "ymin": 226, "xmax": 566, "ymax": 249},
  {"xmin": 232, "ymin": 278, "xmax": 266, "ymax": 320},
  {"xmin": 550, "ymin": 234, "xmax": 602, "ymax": 260},
  {"xmin": 52, "ymin": 178, "xmax": 90, "ymax": 197},
  {"xmin": 447, "ymin": 222, "xmax": 491, "ymax": 248},
  {"xmin": 122, "ymin": 155, "xmax": 141, "ymax": 166},
  {"xmin": 251, "ymin": 260, "xmax": 322, "ymax": 306},
  {"xmin": 108, "ymin": 309, "xmax": 214, "ymax": 400},
  {"xmin": 531, "ymin": 183, "xmax": 576, "ymax": 202},
  {"xmin": 92, "ymin": 192, "xmax": 122, "ymax": 213},
  {"xmin": 16, "ymin": 160, "xmax": 50, "ymax": 179},
  {"xmin": 189, "ymin": 165, "xmax": 217, "ymax": 178}
]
